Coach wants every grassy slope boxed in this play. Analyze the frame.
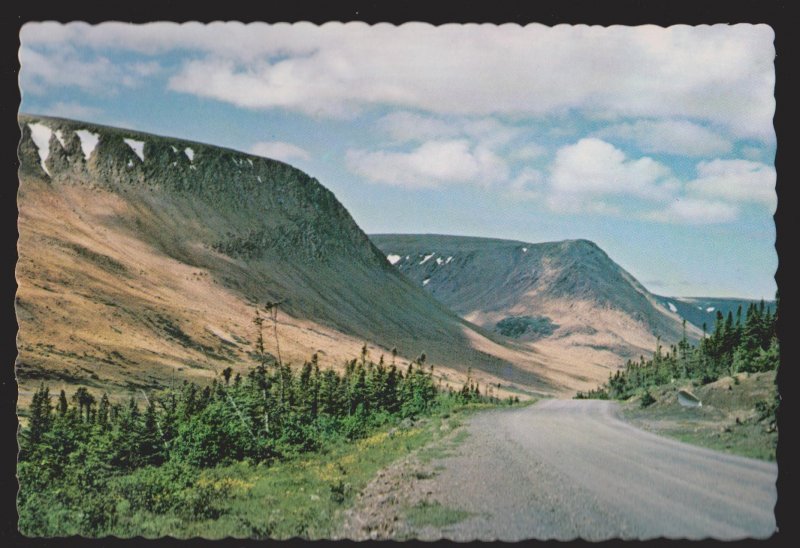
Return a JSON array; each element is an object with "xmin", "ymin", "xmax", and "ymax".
[{"xmin": 621, "ymin": 370, "xmax": 778, "ymax": 461}]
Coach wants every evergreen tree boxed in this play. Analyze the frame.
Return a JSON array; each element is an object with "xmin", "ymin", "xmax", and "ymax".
[
  {"xmin": 25, "ymin": 384, "xmax": 52, "ymax": 452},
  {"xmin": 58, "ymin": 389, "xmax": 68, "ymax": 416},
  {"xmin": 97, "ymin": 394, "xmax": 111, "ymax": 430}
]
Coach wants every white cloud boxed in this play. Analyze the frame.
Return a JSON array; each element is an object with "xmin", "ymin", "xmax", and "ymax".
[
  {"xmin": 686, "ymin": 159, "xmax": 776, "ymax": 209},
  {"xmin": 346, "ymin": 139, "xmax": 507, "ymax": 189},
  {"xmin": 20, "ymin": 45, "xmax": 162, "ymax": 97},
  {"xmin": 642, "ymin": 198, "xmax": 739, "ymax": 224},
  {"xmin": 250, "ymin": 141, "xmax": 310, "ymax": 163},
  {"xmin": 549, "ymin": 138, "xmax": 677, "ymax": 202},
  {"xmin": 19, "ymin": 46, "xmax": 120, "ymax": 95},
  {"xmin": 21, "ymin": 22, "xmax": 776, "ymax": 141},
  {"xmin": 536, "ymin": 140, "xmax": 773, "ymax": 222},
  {"xmin": 594, "ymin": 119, "xmax": 732, "ymax": 157}
]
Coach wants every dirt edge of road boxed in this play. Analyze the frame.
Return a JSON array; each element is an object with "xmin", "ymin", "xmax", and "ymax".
[{"xmin": 336, "ymin": 415, "xmax": 472, "ymax": 540}]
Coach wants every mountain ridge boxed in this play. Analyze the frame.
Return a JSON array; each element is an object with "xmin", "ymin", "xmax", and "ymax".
[
  {"xmin": 17, "ymin": 114, "xmax": 562, "ymax": 405},
  {"xmin": 371, "ymin": 233, "xmax": 705, "ymax": 369}
]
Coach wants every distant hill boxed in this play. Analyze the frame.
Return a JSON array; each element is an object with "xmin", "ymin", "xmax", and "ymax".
[
  {"xmin": 371, "ymin": 234, "xmax": 705, "ymax": 370},
  {"xmin": 16, "ymin": 115, "xmax": 560, "ymax": 405},
  {"xmin": 653, "ymin": 296, "xmax": 776, "ymax": 334}
]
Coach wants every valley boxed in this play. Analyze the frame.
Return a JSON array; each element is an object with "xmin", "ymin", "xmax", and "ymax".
[
  {"xmin": 14, "ymin": 21, "xmax": 780, "ymax": 543},
  {"xmin": 15, "ymin": 115, "xmax": 780, "ymax": 541}
]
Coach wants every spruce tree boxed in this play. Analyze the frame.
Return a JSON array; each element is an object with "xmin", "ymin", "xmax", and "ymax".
[
  {"xmin": 25, "ymin": 384, "xmax": 52, "ymax": 451},
  {"xmin": 58, "ymin": 389, "xmax": 68, "ymax": 416}
]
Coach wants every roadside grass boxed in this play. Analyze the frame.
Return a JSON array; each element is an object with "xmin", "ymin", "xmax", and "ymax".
[
  {"xmin": 404, "ymin": 500, "xmax": 471, "ymax": 529},
  {"xmin": 109, "ymin": 400, "xmax": 524, "ymax": 539},
  {"xmin": 621, "ymin": 371, "xmax": 777, "ymax": 461},
  {"xmin": 110, "ymin": 421, "xmax": 437, "ymax": 539},
  {"xmin": 669, "ymin": 424, "xmax": 776, "ymax": 462}
]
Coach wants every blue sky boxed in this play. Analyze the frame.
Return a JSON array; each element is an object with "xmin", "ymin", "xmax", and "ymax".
[{"xmin": 19, "ymin": 22, "xmax": 777, "ymax": 299}]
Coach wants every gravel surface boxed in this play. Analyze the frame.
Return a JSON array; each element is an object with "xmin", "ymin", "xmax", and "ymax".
[{"xmin": 341, "ymin": 400, "xmax": 777, "ymax": 541}]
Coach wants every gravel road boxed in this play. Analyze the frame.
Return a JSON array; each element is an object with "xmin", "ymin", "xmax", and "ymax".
[{"xmin": 345, "ymin": 399, "xmax": 777, "ymax": 541}]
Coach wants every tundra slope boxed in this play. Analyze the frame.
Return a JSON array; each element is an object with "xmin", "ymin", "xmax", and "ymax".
[
  {"xmin": 16, "ymin": 115, "xmax": 558, "ymax": 407},
  {"xmin": 372, "ymin": 234, "xmax": 704, "ymax": 372}
]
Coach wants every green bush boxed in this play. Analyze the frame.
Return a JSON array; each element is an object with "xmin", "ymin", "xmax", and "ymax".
[
  {"xmin": 17, "ymin": 346, "xmax": 495, "ymax": 537},
  {"xmin": 113, "ymin": 460, "xmax": 195, "ymax": 514}
]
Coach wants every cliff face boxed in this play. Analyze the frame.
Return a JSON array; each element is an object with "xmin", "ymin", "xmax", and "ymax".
[
  {"xmin": 17, "ymin": 115, "xmax": 564, "ymax": 404},
  {"xmin": 20, "ymin": 115, "xmax": 382, "ymax": 265}
]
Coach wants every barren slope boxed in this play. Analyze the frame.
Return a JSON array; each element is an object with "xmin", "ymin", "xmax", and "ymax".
[{"xmin": 17, "ymin": 115, "xmax": 571, "ymax": 408}]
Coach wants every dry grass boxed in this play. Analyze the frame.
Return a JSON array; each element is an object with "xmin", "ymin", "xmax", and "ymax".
[{"xmin": 16, "ymin": 177, "xmax": 546, "ymax": 410}]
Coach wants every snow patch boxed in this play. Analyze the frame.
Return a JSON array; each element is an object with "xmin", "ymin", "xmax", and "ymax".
[
  {"xmin": 170, "ymin": 145, "xmax": 178, "ymax": 153},
  {"xmin": 28, "ymin": 122, "xmax": 53, "ymax": 175},
  {"xmin": 420, "ymin": 253, "xmax": 435, "ymax": 264},
  {"xmin": 706, "ymin": 307, "xmax": 715, "ymax": 312},
  {"xmin": 123, "ymin": 138, "xmax": 145, "ymax": 161},
  {"xmin": 387, "ymin": 254, "xmax": 402, "ymax": 265},
  {"xmin": 185, "ymin": 147, "xmax": 195, "ymax": 161},
  {"xmin": 423, "ymin": 278, "xmax": 430, "ymax": 286},
  {"xmin": 247, "ymin": 158, "xmax": 254, "ymax": 167},
  {"xmin": 435, "ymin": 257, "xmax": 444, "ymax": 265},
  {"xmin": 257, "ymin": 175, "xmax": 262, "ymax": 182},
  {"xmin": 75, "ymin": 130, "xmax": 100, "ymax": 159},
  {"xmin": 522, "ymin": 247, "xmax": 528, "ymax": 253},
  {"xmin": 667, "ymin": 302, "xmax": 678, "ymax": 313},
  {"xmin": 445, "ymin": 256, "xmax": 453, "ymax": 264},
  {"xmin": 54, "ymin": 130, "xmax": 66, "ymax": 148}
]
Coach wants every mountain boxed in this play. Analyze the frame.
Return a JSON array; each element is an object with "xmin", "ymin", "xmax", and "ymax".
[
  {"xmin": 16, "ymin": 115, "xmax": 558, "ymax": 406},
  {"xmin": 371, "ymin": 234, "xmax": 705, "ymax": 371},
  {"xmin": 653, "ymin": 296, "xmax": 777, "ymax": 334}
]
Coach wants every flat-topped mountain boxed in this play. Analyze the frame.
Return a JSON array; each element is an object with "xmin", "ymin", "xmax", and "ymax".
[
  {"xmin": 371, "ymin": 234, "xmax": 704, "ymax": 369},
  {"xmin": 16, "ymin": 115, "xmax": 559, "ymax": 403}
]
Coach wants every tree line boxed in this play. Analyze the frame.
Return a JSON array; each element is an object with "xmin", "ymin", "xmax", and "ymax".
[
  {"xmin": 576, "ymin": 298, "xmax": 779, "ymax": 401},
  {"xmin": 18, "ymin": 334, "xmax": 512, "ymax": 535}
]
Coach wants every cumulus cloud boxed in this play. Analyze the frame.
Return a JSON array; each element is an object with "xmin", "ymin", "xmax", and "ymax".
[
  {"xmin": 346, "ymin": 139, "xmax": 507, "ymax": 189},
  {"xmin": 537, "ymin": 141, "xmax": 773, "ymax": 222},
  {"xmin": 548, "ymin": 138, "xmax": 678, "ymax": 207},
  {"xmin": 686, "ymin": 159, "xmax": 776, "ymax": 209},
  {"xmin": 21, "ymin": 22, "xmax": 776, "ymax": 140},
  {"xmin": 642, "ymin": 198, "xmax": 740, "ymax": 225},
  {"xmin": 250, "ymin": 141, "xmax": 310, "ymax": 162},
  {"xmin": 594, "ymin": 119, "xmax": 733, "ymax": 157}
]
